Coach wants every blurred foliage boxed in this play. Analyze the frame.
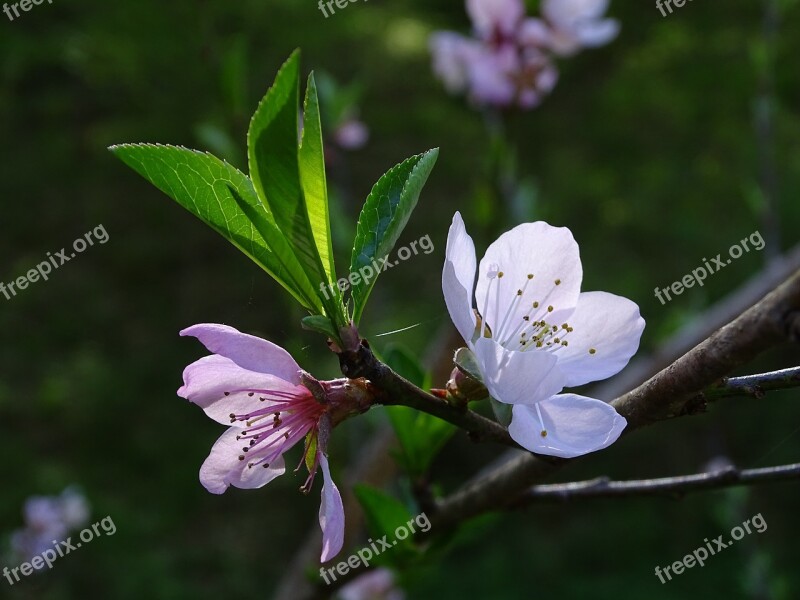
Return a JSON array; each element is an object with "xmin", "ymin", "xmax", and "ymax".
[{"xmin": 0, "ymin": 0, "xmax": 799, "ymax": 598}]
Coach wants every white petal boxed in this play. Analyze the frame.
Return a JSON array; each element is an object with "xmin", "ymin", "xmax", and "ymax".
[
  {"xmin": 552, "ymin": 291, "xmax": 645, "ymax": 387},
  {"xmin": 467, "ymin": 0, "xmax": 525, "ymax": 39},
  {"xmin": 575, "ymin": 19, "xmax": 619, "ymax": 47},
  {"xmin": 180, "ymin": 323, "xmax": 301, "ymax": 383},
  {"xmin": 509, "ymin": 394, "xmax": 626, "ymax": 458},
  {"xmin": 473, "ymin": 337, "xmax": 565, "ymax": 405},
  {"xmin": 475, "ymin": 221, "xmax": 582, "ymax": 342},
  {"xmin": 199, "ymin": 428, "xmax": 286, "ymax": 494},
  {"xmin": 443, "ymin": 212, "xmax": 478, "ymax": 344},
  {"xmin": 318, "ymin": 453, "xmax": 345, "ymax": 562}
]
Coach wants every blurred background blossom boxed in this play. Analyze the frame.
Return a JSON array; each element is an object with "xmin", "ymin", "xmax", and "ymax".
[
  {"xmin": 8, "ymin": 488, "xmax": 90, "ymax": 568},
  {"xmin": 430, "ymin": 0, "xmax": 618, "ymax": 108}
]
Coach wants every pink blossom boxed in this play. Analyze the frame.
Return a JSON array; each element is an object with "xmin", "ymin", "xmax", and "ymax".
[
  {"xmin": 178, "ymin": 323, "xmax": 346, "ymax": 562},
  {"xmin": 430, "ymin": 0, "xmax": 618, "ymax": 109}
]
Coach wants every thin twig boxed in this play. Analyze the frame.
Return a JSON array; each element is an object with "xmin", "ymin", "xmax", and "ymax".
[{"xmin": 513, "ymin": 462, "xmax": 800, "ymax": 504}]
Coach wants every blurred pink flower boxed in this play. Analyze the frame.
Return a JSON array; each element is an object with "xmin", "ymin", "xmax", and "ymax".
[
  {"xmin": 538, "ymin": 0, "xmax": 620, "ymax": 57},
  {"xmin": 430, "ymin": 0, "xmax": 617, "ymax": 109},
  {"xmin": 334, "ymin": 118, "xmax": 370, "ymax": 150},
  {"xmin": 338, "ymin": 568, "xmax": 404, "ymax": 600},
  {"xmin": 179, "ymin": 323, "xmax": 345, "ymax": 562},
  {"xmin": 10, "ymin": 488, "xmax": 90, "ymax": 568}
]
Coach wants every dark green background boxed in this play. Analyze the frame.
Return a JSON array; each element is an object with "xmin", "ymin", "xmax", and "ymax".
[{"xmin": 1, "ymin": 0, "xmax": 799, "ymax": 598}]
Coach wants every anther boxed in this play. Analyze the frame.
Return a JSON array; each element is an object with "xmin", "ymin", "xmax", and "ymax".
[
  {"xmin": 555, "ymin": 279, "xmax": 561, "ymax": 285},
  {"xmin": 589, "ymin": 348, "xmax": 597, "ymax": 354}
]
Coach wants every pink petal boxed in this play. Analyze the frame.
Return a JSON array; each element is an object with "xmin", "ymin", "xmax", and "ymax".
[
  {"xmin": 199, "ymin": 427, "xmax": 286, "ymax": 494},
  {"xmin": 178, "ymin": 355, "xmax": 308, "ymax": 425},
  {"xmin": 318, "ymin": 452, "xmax": 345, "ymax": 562},
  {"xmin": 467, "ymin": 0, "xmax": 525, "ymax": 39},
  {"xmin": 180, "ymin": 323, "xmax": 301, "ymax": 383}
]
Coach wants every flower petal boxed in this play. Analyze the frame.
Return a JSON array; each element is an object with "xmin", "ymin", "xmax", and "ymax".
[
  {"xmin": 509, "ymin": 394, "xmax": 626, "ymax": 458},
  {"xmin": 574, "ymin": 19, "xmax": 619, "ymax": 47},
  {"xmin": 430, "ymin": 32, "xmax": 481, "ymax": 94},
  {"xmin": 443, "ymin": 212, "xmax": 478, "ymax": 344},
  {"xmin": 467, "ymin": 0, "xmax": 525, "ymax": 39},
  {"xmin": 180, "ymin": 323, "xmax": 300, "ymax": 383},
  {"xmin": 199, "ymin": 427, "xmax": 286, "ymax": 494},
  {"xmin": 473, "ymin": 337, "xmax": 564, "ymax": 405},
  {"xmin": 318, "ymin": 453, "xmax": 345, "ymax": 562},
  {"xmin": 178, "ymin": 355, "xmax": 309, "ymax": 425},
  {"xmin": 552, "ymin": 291, "xmax": 645, "ymax": 387},
  {"xmin": 475, "ymin": 221, "xmax": 582, "ymax": 341}
]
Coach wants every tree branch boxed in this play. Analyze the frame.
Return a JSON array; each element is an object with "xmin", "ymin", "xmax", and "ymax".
[
  {"xmin": 513, "ymin": 462, "xmax": 800, "ymax": 504},
  {"xmin": 700, "ymin": 366, "xmax": 800, "ymax": 400},
  {"xmin": 338, "ymin": 340, "xmax": 517, "ymax": 447}
]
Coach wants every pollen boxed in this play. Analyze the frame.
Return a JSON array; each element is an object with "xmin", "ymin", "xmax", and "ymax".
[
  {"xmin": 547, "ymin": 305, "xmax": 553, "ymax": 312},
  {"xmin": 533, "ymin": 301, "xmax": 539, "ymax": 308},
  {"xmin": 498, "ymin": 271, "xmax": 504, "ymax": 278},
  {"xmin": 589, "ymin": 348, "xmax": 597, "ymax": 355},
  {"xmin": 517, "ymin": 289, "xmax": 523, "ymax": 296}
]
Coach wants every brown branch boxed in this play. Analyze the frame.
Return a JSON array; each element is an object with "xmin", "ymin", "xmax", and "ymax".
[
  {"xmin": 338, "ymin": 340, "xmax": 516, "ymax": 447},
  {"xmin": 513, "ymin": 462, "xmax": 800, "ymax": 504}
]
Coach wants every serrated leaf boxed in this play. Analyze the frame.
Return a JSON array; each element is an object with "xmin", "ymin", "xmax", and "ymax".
[
  {"xmin": 349, "ymin": 148, "xmax": 439, "ymax": 324},
  {"xmin": 109, "ymin": 143, "xmax": 322, "ymax": 312},
  {"xmin": 247, "ymin": 51, "xmax": 342, "ymax": 323}
]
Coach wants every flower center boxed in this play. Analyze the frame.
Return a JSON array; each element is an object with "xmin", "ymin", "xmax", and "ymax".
[
  {"xmin": 479, "ymin": 266, "xmax": 578, "ymax": 354},
  {"xmin": 223, "ymin": 387, "xmax": 326, "ymax": 472}
]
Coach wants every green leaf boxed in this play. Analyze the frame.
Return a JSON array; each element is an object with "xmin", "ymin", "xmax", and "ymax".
[
  {"xmin": 381, "ymin": 344, "xmax": 455, "ymax": 475},
  {"xmin": 299, "ymin": 73, "xmax": 336, "ymax": 289},
  {"xmin": 354, "ymin": 485, "xmax": 413, "ymax": 535},
  {"xmin": 247, "ymin": 51, "xmax": 342, "ymax": 323},
  {"xmin": 349, "ymin": 148, "xmax": 439, "ymax": 324},
  {"xmin": 382, "ymin": 344, "xmax": 428, "ymax": 388},
  {"xmin": 301, "ymin": 315, "xmax": 339, "ymax": 340},
  {"xmin": 109, "ymin": 143, "xmax": 323, "ymax": 313},
  {"xmin": 386, "ymin": 407, "xmax": 457, "ymax": 476},
  {"xmin": 453, "ymin": 347, "xmax": 483, "ymax": 383}
]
